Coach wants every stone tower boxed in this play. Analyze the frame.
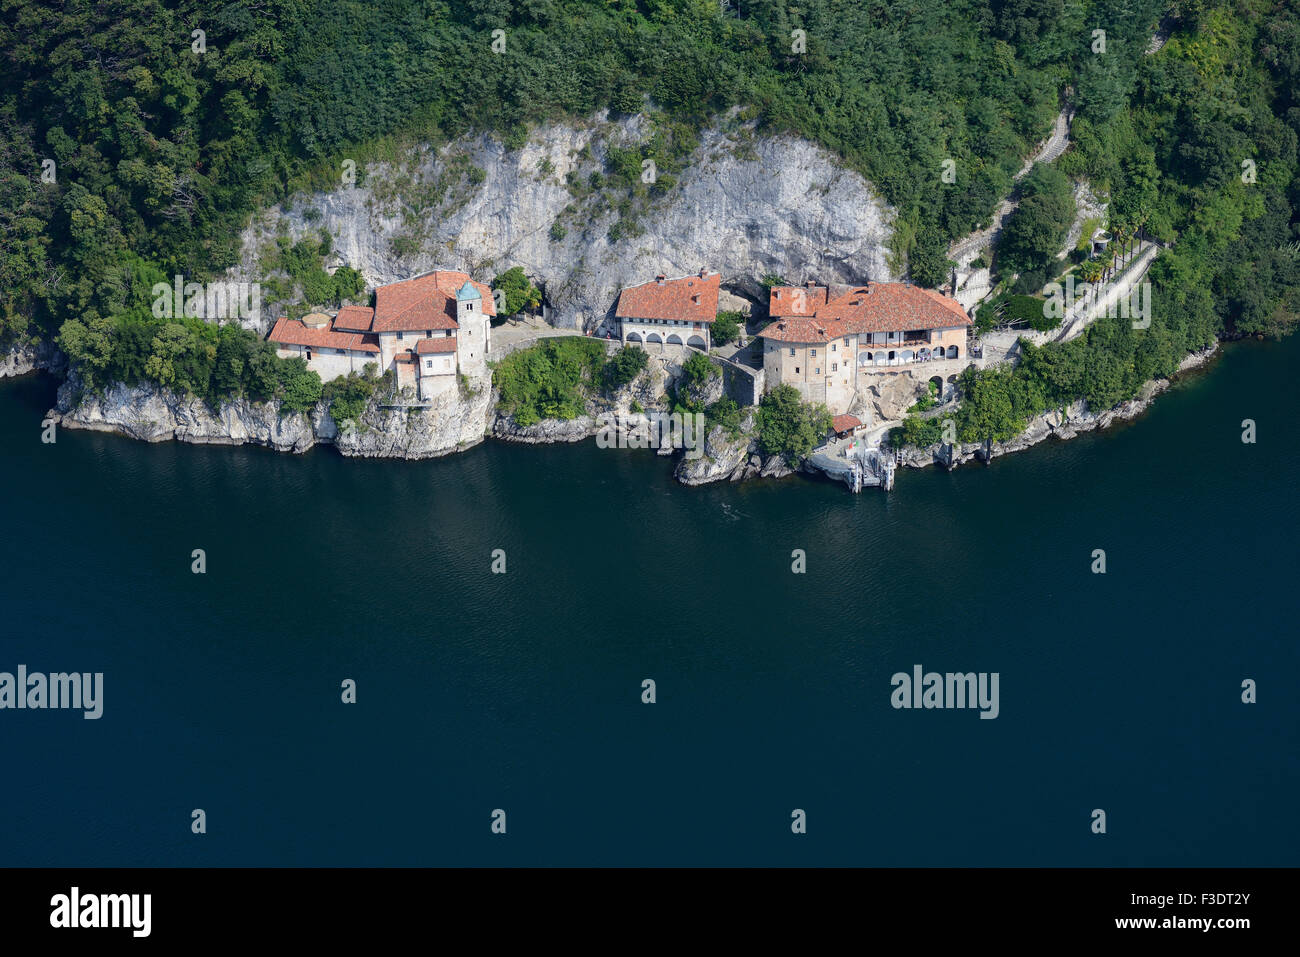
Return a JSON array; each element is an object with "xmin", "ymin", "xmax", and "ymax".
[{"xmin": 455, "ymin": 280, "xmax": 489, "ymax": 377}]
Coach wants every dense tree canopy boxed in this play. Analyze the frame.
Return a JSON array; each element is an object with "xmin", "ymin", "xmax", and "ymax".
[{"xmin": 0, "ymin": 0, "xmax": 1296, "ymax": 425}]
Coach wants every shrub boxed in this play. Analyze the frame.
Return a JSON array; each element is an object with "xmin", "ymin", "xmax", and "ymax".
[
  {"xmin": 603, "ymin": 344, "xmax": 648, "ymax": 389},
  {"xmin": 492, "ymin": 336, "xmax": 608, "ymax": 425},
  {"xmin": 711, "ymin": 311, "xmax": 742, "ymax": 346},
  {"xmin": 705, "ymin": 395, "xmax": 743, "ymax": 436},
  {"xmin": 322, "ymin": 365, "xmax": 381, "ymax": 423}
]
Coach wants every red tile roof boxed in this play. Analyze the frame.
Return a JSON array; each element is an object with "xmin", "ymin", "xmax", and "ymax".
[
  {"xmin": 831, "ymin": 414, "xmax": 862, "ymax": 433},
  {"xmin": 762, "ymin": 282, "xmax": 969, "ymax": 343},
  {"xmin": 333, "ymin": 305, "xmax": 376, "ymax": 332},
  {"xmin": 371, "ymin": 270, "xmax": 495, "ymax": 333},
  {"xmin": 616, "ymin": 272, "xmax": 720, "ymax": 322},
  {"xmin": 268, "ymin": 316, "xmax": 380, "ymax": 353},
  {"xmin": 414, "ymin": 337, "xmax": 458, "ymax": 354},
  {"xmin": 768, "ymin": 283, "xmax": 829, "ymax": 317}
]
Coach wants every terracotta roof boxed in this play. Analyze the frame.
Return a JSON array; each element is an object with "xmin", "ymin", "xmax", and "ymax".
[
  {"xmin": 761, "ymin": 282, "xmax": 970, "ymax": 342},
  {"xmin": 372, "ymin": 270, "xmax": 495, "ymax": 333},
  {"xmin": 768, "ymin": 284, "xmax": 829, "ymax": 317},
  {"xmin": 616, "ymin": 272, "xmax": 720, "ymax": 322},
  {"xmin": 831, "ymin": 414, "xmax": 862, "ymax": 433},
  {"xmin": 414, "ymin": 337, "xmax": 458, "ymax": 354},
  {"xmin": 333, "ymin": 305, "xmax": 376, "ymax": 332},
  {"xmin": 268, "ymin": 316, "xmax": 380, "ymax": 353}
]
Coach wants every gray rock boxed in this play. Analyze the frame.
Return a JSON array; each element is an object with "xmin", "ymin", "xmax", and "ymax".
[
  {"xmin": 233, "ymin": 110, "xmax": 897, "ymax": 335},
  {"xmin": 675, "ymin": 420, "xmax": 754, "ymax": 486},
  {"xmin": 51, "ymin": 370, "xmax": 496, "ymax": 459},
  {"xmin": 2, "ymin": 341, "xmax": 65, "ymax": 379}
]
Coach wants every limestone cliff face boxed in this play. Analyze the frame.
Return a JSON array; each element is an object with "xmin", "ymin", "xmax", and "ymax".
[
  {"xmin": 334, "ymin": 375, "xmax": 494, "ymax": 458},
  {"xmin": 53, "ymin": 374, "xmax": 322, "ymax": 451},
  {"xmin": 234, "ymin": 111, "xmax": 897, "ymax": 333},
  {"xmin": 2, "ymin": 342, "xmax": 65, "ymax": 379},
  {"xmin": 50, "ymin": 371, "xmax": 496, "ymax": 459}
]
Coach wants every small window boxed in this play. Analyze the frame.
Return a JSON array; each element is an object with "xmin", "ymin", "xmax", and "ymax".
[
  {"xmin": 789, "ymin": 348, "xmax": 795, "ymax": 356},
  {"xmin": 336, "ymin": 348, "xmax": 346, "ymax": 355},
  {"xmin": 811, "ymin": 349, "xmax": 817, "ymax": 357},
  {"xmin": 795, "ymin": 367, "xmax": 800, "ymax": 374},
  {"xmin": 445, "ymin": 329, "xmax": 452, "ymax": 337},
  {"xmin": 832, "ymin": 363, "xmax": 838, "ymax": 372},
  {"xmin": 426, "ymin": 359, "xmax": 433, "ymax": 369},
  {"xmin": 426, "ymin": 331, "xmax": 433, "ymax": 338},
  {"xmin": 843, "ymin": 337, "xmax": 850, "ymax": 346},
  {"xmin": 815, "ymin": 367, "xmax": 820, "ymax": 375},
  {"xmin": 831, "ymin": 344, "xmax": 837, "ymax": 352},
  {"xmin": 397, "ymin": 332, "xmax": 404, "ymax": 341}
]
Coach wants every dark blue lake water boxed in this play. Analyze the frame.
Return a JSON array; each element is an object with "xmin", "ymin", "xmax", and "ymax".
[{"xmin": 1, "ymin": 337, "xmax": 1296, "ymax": 866}]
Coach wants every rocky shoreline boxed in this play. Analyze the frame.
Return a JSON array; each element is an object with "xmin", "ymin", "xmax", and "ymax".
[
  {"xmin": 893, "ymin": 343, "xmax": 1220, "ymax": 472},
  {"xmin": 17, "ymin": 340, "xmax": 1222, "ymax": 488},
  {"xmin": 0, "ymin": 341, "xmax": 65, "ymax": 380}
]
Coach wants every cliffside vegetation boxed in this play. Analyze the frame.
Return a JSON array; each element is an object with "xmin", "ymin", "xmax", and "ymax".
[
  {"xmin": 757, "ymin": 383, "xmax": 832, "ymax": 464},
  {"xmin": 0, "ymin": 0, "xmax": 1164, "ymax": 348},
  {"xmin": 491, "ymin": 337, "xmax": 610, "ymax": 425},
  {"xmin": 54, "ymin": 255, "xmax": 323, "ymax": 412},
  {"xmin": 898, "ymin": 0, "xmax": 1300, "ymax": 446}
]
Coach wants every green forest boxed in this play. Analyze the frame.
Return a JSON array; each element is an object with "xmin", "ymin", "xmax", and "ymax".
[{"xmin": 1, "ymin": 0, "xmax": 1298, "ymax": 433}]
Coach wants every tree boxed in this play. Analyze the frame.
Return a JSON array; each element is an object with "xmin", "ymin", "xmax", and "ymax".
[
  {"xmin": 997, "ymin": 164, "xmax": 1075, "ymax": 278},
  {"xmin": 712, "ymin": 310, "xmax": 742, "ymax": 346},
  {"xmin": 603, "ymin": 344, "xmax": 648, "ymax": 389},
  {"xmin": 492, "ymin": 267, "xmax": 542, "ymax": 318},
  {"xmin": 757, "ymin": 384, "xmax": 832, "ymax": 463}
]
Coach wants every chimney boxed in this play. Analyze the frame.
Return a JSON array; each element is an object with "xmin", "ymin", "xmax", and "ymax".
[
  {"xmin": 699, "ymin": 268, "xmax": 707, "ymax": 278},
  {"xmin": 655, "ymin": 274, "xmax": 666, "ymax": 285},
  {"xmin": 805, "ymin": 279, "xmax": 816, "ymax": 289}
]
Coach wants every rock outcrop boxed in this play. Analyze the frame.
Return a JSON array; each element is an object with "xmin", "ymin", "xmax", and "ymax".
[
  {"xmin": 675, "ymin": 419, "xmax": 757, "ymax": 485},
  {"xmin": 2, "ymin": 341, "xmax": 65, "ymax": 379},
  {"xmin": 234, "ymin": 110, "xmax": 897, "ymax": 334},
  {"xmin": 334, "ymin": 376, "xmax": 495, "ymax": 458},
  {"xmin": 50, "ymin": 371, "xmax": 496, "ymax": 459}
]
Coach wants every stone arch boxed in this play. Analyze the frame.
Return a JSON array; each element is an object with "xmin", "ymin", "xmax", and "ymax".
[
  {"xmin": 646, "ymin": 333, "xmax": 663, "ymax": 344},
  {"xmin": 947, "ymin": 374, "xmax": 957, "ymax": 384},
  {"xmin": 887, "ymin": 350, "xmax": 896, "ymax": 362},
  {"xmin": 687, "ymin": 335, "xmax": 706, "ymax": 349},
  {"xmin": 666, "ymin": 334, "xmax": 683, "ymax": 346},
  {"xmin": 929, "ymin": 375, "xmax": 943, "ymax": 395},
  {"xmin": 858, "ymin": 351, "xmax": 872, "ymax": 367},
  {"xmin": 947, "ymin": 345, "xmax": 959, "ymax": 359},
  {"xmin": 626, "ymin": 332, "xmax": 643, "ymax": 344},
  {"xmin": 899, "ymin": 349, "xmax": 914, "ymax": 363}
]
